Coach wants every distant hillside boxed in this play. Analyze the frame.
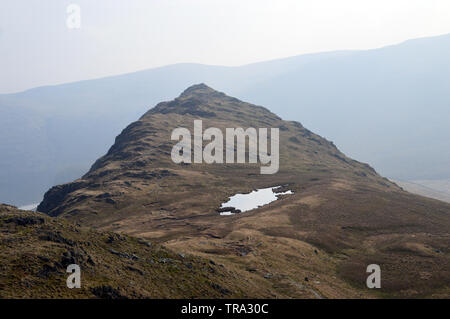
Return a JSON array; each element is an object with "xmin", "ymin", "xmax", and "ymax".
[
  {"xmin": 1, "ymin": 34, "xmax": 450, "ymax": 205},
  {"xmin": 240, "ymin": 34, "xmax": 450, "ymax": 181}
]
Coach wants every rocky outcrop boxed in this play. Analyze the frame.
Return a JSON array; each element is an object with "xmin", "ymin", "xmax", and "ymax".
[
  {"xmin": 216, "ymin": 207, "xmax": 241, "ymax": 214},
  {"xmin": 37, "ymin": 180, "xmax": 88, "ymax": 216}
]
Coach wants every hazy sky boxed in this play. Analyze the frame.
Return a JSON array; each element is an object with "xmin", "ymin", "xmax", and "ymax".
[{"xmin": 1, "ymin": 0, "xmax": 450, "ymax": 93}]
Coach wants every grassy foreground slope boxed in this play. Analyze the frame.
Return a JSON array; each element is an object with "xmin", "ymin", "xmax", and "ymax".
[{"xmin": 0, "ymin": 204, "xmax": 267, "ymax": 298}]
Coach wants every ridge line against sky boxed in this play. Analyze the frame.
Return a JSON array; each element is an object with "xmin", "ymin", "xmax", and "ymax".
[
  {"xmin": 2, "ymin": 32, "xmax": 449, "ymax": 96},
  {"xmin": 1, "ymin": 0, "xmax": 450, "ymax": 93}
]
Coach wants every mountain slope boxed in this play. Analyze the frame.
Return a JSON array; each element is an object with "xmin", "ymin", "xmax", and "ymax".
[
  {"xmin": 37, "ymin": 85, "xmax": 450, "ymax": 298},
  {"xmin": 2, "ymin": 33, "xmax": 450, "ymax": 205},
  {"xmin": 0, "ymin": 203, "xmax": 270, "ymax": 298},
  {"xmin": 38, "ymin": 84, "xmax": 390, "ymax": 223}
]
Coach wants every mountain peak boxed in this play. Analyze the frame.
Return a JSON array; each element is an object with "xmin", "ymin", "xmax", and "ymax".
[
  {"xmin": 144, "ymin": 83, "xmax": 246, "ymax": 119},
  {"xmin": 179, "ymin": 83, "xmax": 220, "ymax": 98}
]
